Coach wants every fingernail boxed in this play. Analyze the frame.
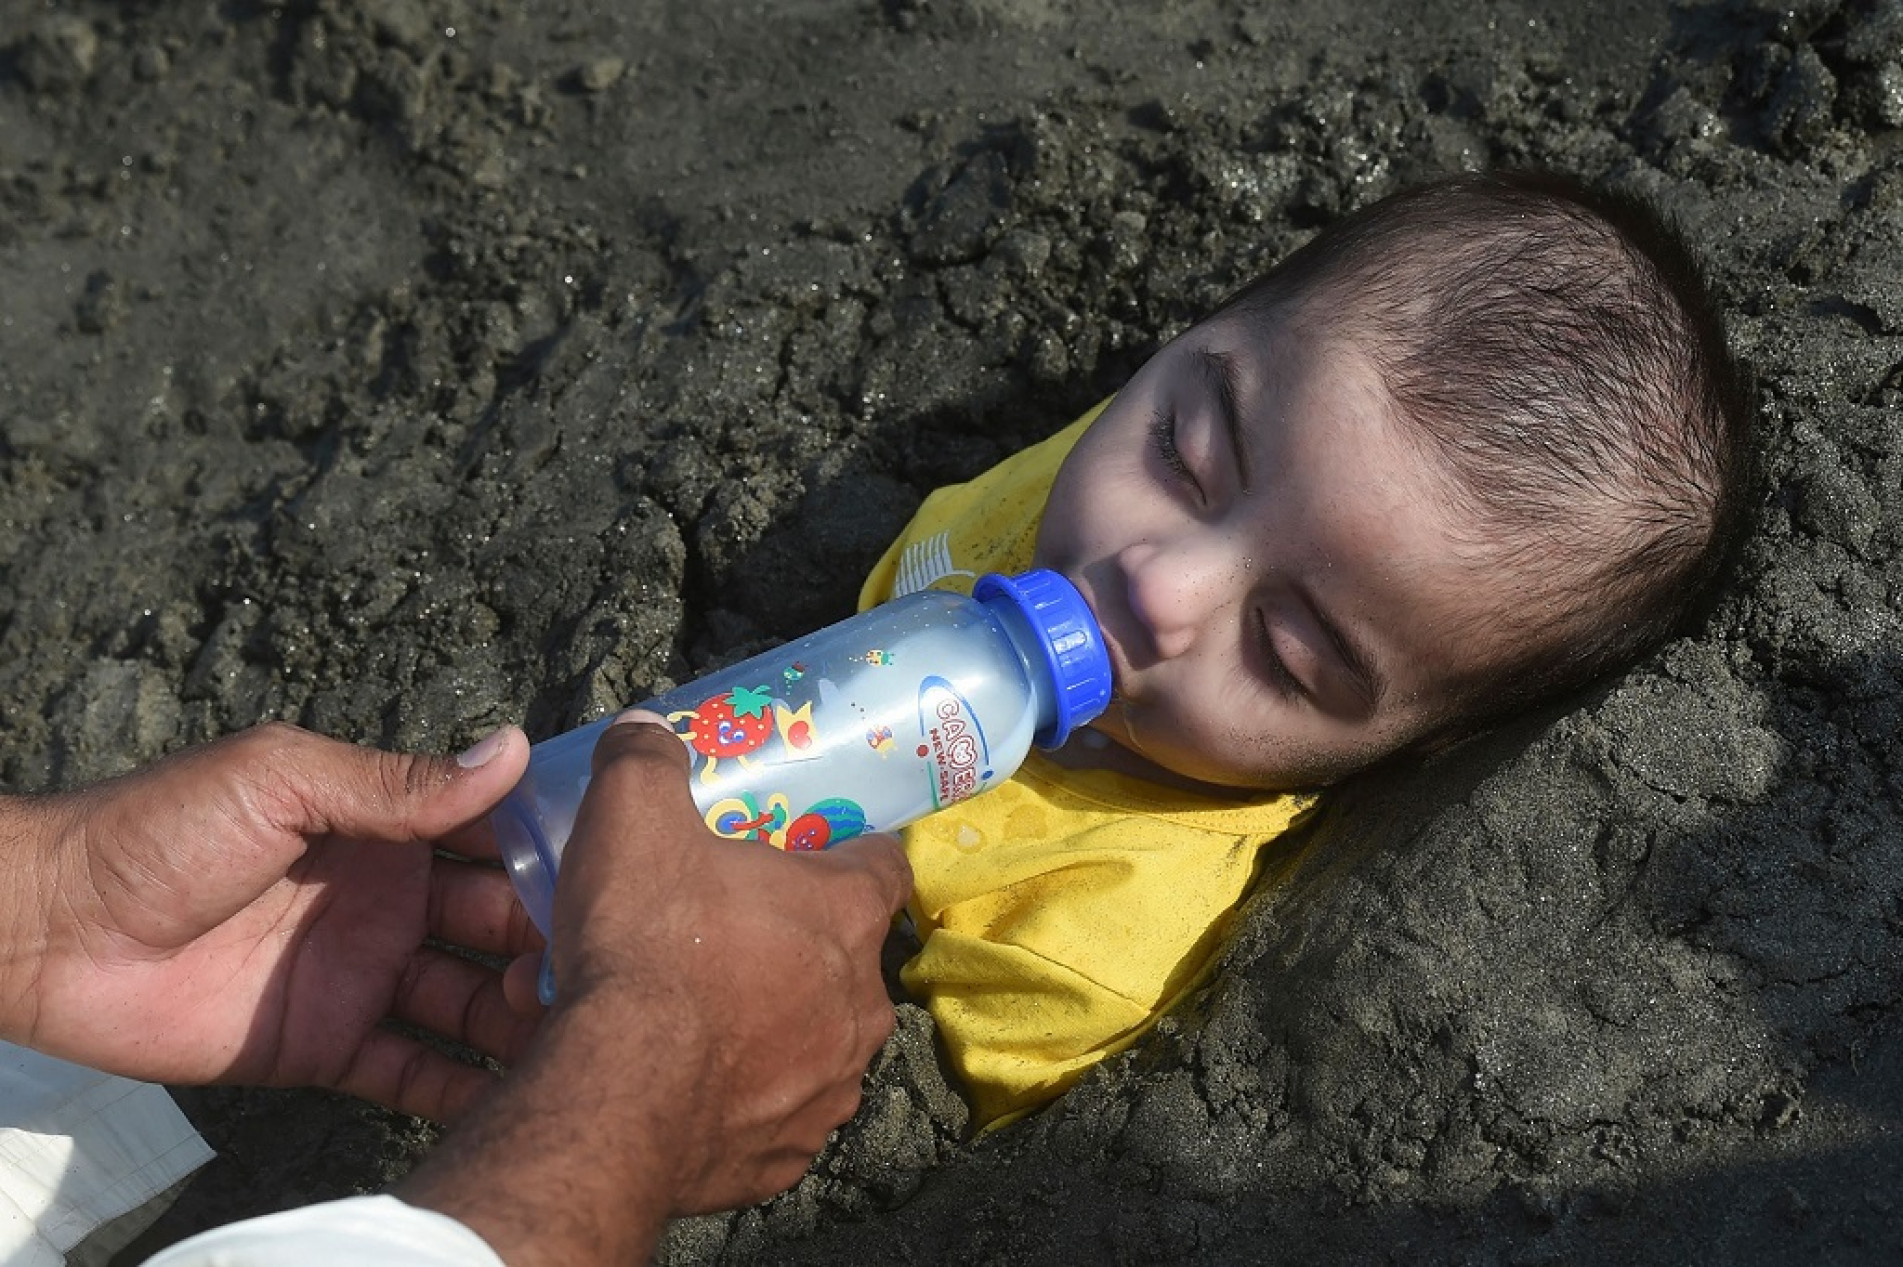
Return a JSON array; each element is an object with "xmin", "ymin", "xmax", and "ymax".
[
  {"xmin": 456, "ymin": 728, "xmax": 508, "ymax": 769},
  {"xmin": 611, "ymin": 708, "xmax": 669, "ymax": 728}
]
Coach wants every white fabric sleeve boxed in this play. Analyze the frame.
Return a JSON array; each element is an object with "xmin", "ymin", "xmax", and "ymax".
[
  {"xmin": 0, "ymin": 1041, "xmax": 214, "ymax": 1265},
  {"xmin": 142, "ymin": 1193, "xmax": 506, "ymax": 1267}
]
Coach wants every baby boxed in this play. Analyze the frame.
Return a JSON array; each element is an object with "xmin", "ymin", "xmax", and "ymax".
[{"xmin": 859, "ymin": 170, "xmax": 1753, "ymax": 1129}]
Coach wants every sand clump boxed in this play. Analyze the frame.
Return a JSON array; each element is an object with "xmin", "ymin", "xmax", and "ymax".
[{"xmin": 3, "ymin": 1, "xmax": 1902, "ymax": 1262}]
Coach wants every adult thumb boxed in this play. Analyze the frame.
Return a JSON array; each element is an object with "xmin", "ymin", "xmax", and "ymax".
[{"xmin": 270, "ymin": 723, "xmax": 531, "ymax": 843}]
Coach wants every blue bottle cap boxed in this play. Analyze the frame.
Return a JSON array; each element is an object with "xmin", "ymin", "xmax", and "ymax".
[{"xmin": 973, "ymin": 568, "xmax": 1113, "ymax": 748}]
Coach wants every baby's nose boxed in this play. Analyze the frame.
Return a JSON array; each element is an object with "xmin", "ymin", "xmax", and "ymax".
[{"xmin": 1118, "ymin": 539, "xmax": 1234, "ymax": 663}]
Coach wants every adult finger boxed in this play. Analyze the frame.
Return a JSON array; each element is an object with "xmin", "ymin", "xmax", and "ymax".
[
  {"xmin": 501, "ymin": 953, "xmax": 547, "ymax": 1017},
  {"xmin": 389, "ymin": 946, "xmax": 540, "ymax": 1067},
  {"xmin": 427, "ymin": 856, "xmax": 542, "ymax": 959},
  {"xmin": 812, "ymin": 831, "xmax": 914, "ymax": 925},
  {"xmin": 559, "ymin": 713, "xmax": 703, "ymax": 880},
  {"xmin": 431, "ymin": 809, "xmax": 506, "ymax": 863},
  {"xmin": 332, "ymin": 1028, "xmax": 502, "ymax": 1125},
  {"xmin": 249, "ymin": 723, "xmax": 530, "ymax": 845},
  {"xmin": 584, "ymin": 712, "xmax": 695, "ymax": 812}
]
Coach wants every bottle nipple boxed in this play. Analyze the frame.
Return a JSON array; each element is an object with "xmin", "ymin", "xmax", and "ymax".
[{"xmin": 972, "ymin": 569, "xmax": 1113, "ymax": 747}]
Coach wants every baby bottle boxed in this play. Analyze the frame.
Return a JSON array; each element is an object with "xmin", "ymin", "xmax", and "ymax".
[{"xmin": 492, "ymin": 568, "xmax": 1112, "ymax": 937}]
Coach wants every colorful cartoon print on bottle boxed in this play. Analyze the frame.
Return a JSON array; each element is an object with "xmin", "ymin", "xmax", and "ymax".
[{"xmin": 492, "ymin": 569, "xmax": 1112, "ymax": 938}]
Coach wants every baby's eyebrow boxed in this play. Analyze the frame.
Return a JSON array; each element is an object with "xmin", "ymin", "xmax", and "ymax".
[{"xmin": 1196, "ymin": 348, "xmax": 1251, "ymax": 492}]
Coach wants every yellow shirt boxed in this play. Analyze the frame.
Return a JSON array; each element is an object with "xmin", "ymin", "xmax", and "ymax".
[{"xmin": 859, "ymin": 404, "xmax": 1313, "ymax": 1128}]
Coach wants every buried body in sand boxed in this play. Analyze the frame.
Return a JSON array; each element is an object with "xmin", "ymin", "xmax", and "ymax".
[{"xmin": 836, "ymin": 169, "xmax": 1754, "ymax": 1132}]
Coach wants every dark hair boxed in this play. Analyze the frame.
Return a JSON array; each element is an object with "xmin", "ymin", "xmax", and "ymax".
[{"xmin": 1224, "ymin": 171, "xmax": 1756, "ymax": 743}]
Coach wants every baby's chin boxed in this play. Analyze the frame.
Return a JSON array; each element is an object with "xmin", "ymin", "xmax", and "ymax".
[
  {"xmin": 1080, "ymin": 702, "xmax": 1183, "ymax": 772},
  {"xmin": 1079, "ymin": 710, "xmax": 1314, "ymax": 796},
  {"xmin": 1065, "ymin": 714, "xmax": 1255, "ymax": 797}
]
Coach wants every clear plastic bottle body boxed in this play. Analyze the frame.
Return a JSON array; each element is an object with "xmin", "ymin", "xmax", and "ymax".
[{"xmin": 493, "ymin": 580, "xmax": 1096, "ymax": 937}]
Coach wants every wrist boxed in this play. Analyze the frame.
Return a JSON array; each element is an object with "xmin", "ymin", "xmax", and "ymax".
[
  {"xmin": 0, "ymin": 793, "xmax": 70, "ymax": 1042},
  {"xmin": 399, "ymin": 989, "xmax": 706, "ymax": 1265}
]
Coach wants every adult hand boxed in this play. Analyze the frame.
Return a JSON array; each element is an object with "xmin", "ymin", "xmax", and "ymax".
[
  {"xmin": 0, "ymin": 721, "xmax": 541, "ymax": 1123},
  {"xmin": 400, "ymin": 712, "xmax": 913, "ymax": 1265}
]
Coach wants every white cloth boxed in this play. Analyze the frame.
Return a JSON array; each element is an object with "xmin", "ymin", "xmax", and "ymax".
[
  {"xmin": 144, "ymin": 1194, "xmax": 504, "ymax": 1266},
  {"xmin": 0, "ymin": 1041, "xmax": 214, "ymax": 1266}
]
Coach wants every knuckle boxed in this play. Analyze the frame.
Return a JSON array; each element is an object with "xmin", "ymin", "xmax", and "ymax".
[
  {"xmin": 763, "ymin": 1155, "xmax": 810, "ymax": 1199},
  {"xmin": 833, "ymin": 836, "xmax": 914, "ymax": 920},
  {"xmin": 226, "ymin": 723, "xmax": 316, "ymax": 823},
  {"xmin": 867, "ymin": 999, "xmax": 898, "ymax": 1050},
  {"xmin": 371, "ymin": 746, "xmax": 434, "ymax": 808},
  {"xmin": 223, "ymin": 721, "xmax": 300, "ymax": 782},
  {"xmin": 838, "ymin": 872, "xmax": 902, "ymax": 945},
  {"xmin": 849, "ymin": 1000, "xmax": 896, "ymax": 1068},
  {"xmin": 244, "ymin": 719, "xmax": 307, "ymax": 752},
  {"xmin": 822, "ymin": 1083, "xmax": 865, "ymax": 1135}
]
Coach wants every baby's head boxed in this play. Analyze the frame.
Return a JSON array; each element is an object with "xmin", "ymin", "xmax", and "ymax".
[{"xmin": 1034, "ymin": 171, "xmax": 1753, "ymax": 792}]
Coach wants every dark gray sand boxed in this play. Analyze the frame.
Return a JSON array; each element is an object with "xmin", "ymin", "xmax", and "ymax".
[{"xmin": 4, "ymin": 0, "xmax": 1902, "ymax": 1262}]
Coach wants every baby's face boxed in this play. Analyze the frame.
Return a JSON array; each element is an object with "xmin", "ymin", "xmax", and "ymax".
[{"xmin": 1034, "ymin": 307, "xmax": 1514, "ymax": 791}]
